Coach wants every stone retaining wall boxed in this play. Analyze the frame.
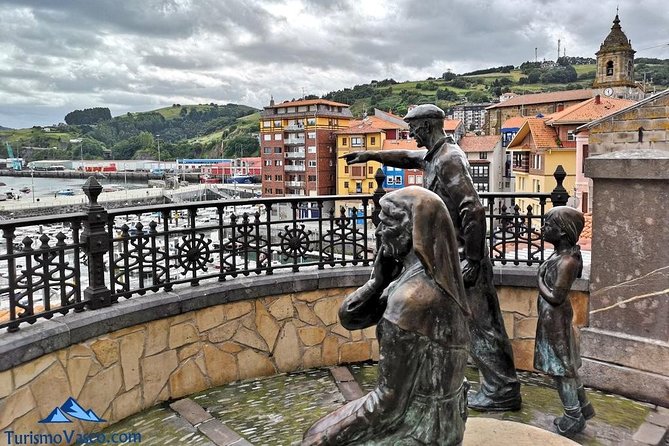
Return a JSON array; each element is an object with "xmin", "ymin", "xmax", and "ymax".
[{"xmin": 0, "ymin": 267, "xmax": 589, "ymax": 438}]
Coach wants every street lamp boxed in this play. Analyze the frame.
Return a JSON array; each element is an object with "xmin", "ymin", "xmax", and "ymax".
[
  {"xmin": 70, "ymin": 138, "xmax": 83, "ymax": 169},
  {"xmin": 31, "ymin": 170, "xmax": 35, "ymax": 203},
  {"xmin": 156, "ymin": 135, "xmax": 161, "ymax": 171}
]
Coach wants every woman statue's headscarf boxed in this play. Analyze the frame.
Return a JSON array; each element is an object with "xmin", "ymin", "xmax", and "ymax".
[{"xmin": 381, "ymin": 186, "xmax": 470, "ymax": 317}]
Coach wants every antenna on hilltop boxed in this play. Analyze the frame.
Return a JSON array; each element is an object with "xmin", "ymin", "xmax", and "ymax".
[
  {"xmin": 301, "ymin": 87, "xmax": 305, "ymax": 99},
  {"xmin": 557, "ymin": 39, "xmax": 561, "ymax": 62},
  {"xmin": 535, "ymin": 47, "xmax": 538, "ymax": 63}
]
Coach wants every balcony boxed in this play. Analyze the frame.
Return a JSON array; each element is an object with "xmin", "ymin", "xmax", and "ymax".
[
  {"xmin": 285, "ymin": 137, "xmax": 306, "ymax": 146},
  {"xmin": 285, "ymin": 164, "xmax": 306, "ymax": 172},
  {"xmin": 284, "ymin": 124, "xmax": 305, "ymax": 131},
  {"xmin": 285, "ymin": 180, "xmax": 306, "ymax": 187},
  {"xmin": 285, "ymin": 151, "xmax": 305, "ymax": 159}
]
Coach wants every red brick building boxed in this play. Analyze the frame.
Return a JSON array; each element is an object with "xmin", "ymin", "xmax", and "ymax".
[{"xmin": 259, "ymin": 98, "xmax": 353, "ymax": 197}]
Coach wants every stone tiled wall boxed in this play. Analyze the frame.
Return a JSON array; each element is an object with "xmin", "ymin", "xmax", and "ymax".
[
  {"xmin": 0, "ymin": 277, "xmax": 589, "ymax": 437},
  {"xmin": 0, "ymin": 287, "xmax": 378, "ymax": 436},
  {"xmin": 588, "ymin": 93, "xmax": 669, "ymax": 155}
]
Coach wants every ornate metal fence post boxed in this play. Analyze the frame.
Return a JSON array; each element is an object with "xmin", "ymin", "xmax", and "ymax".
[
  {"xmin": 81, "ymin": 177, "xmax": 112, "ymax": 309},
  {"xmin": 550, "ymin": 165, "xmax": 569, "ymax": 207}
]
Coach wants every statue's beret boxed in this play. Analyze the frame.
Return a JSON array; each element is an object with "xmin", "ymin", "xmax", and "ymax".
[{"xmin": 403, "ymin": 104, "xmax": 445, "ymax": 122}]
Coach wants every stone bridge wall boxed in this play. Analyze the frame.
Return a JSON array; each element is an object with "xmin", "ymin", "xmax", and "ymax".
[{"xmin": 0, "ymin": 267, "xmax": 589, "ymax": 437}]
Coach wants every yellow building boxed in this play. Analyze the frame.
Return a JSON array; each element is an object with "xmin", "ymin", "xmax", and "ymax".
[
  {"xmin": 508, "ymin": 117, "xmax": 575, "ymax": 214},
  {"xmin": 508, "ymin": 95, "xmax": 635, "ymax": 213},
  {"xmin": 336, "ymin": 120, "xmax": 385, "ymax": 195}
]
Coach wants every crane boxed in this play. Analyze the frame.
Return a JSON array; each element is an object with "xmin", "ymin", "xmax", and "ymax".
[{"xmin": 5, "ymin": 142, "xmax": 22, "ymax": 170}]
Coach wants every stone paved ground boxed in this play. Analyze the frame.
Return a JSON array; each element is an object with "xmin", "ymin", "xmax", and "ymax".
[{"xmin": 93, "ymin": 363, "xmax": 665, "ymax": 446}]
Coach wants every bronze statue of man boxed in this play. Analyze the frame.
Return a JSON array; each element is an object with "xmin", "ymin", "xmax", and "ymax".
[
  {"xmin": 303, "ymin": 186, "xmax": 470, "ymax": 445},
  {"xmin": 342, "ymin": 104, "xmax": 521, "ymax": 411}
]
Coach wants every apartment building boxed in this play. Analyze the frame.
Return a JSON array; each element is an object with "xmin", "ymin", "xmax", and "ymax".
[{"xmin": 259, "ymin": 98, "xmax": 353, "ymax": 197}]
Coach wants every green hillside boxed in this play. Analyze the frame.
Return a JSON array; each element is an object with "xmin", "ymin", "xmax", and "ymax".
[
  {"xmin": 2, "ymin": 57, "xmax": 666, "ymax": 162},
  {"xmin": 0, "ymin": 103, "xmax": 260, "ymax": 162}
]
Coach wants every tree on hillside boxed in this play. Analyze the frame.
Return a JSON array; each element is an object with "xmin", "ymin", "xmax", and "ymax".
[{"xmin": 64, "ymin": 107, "xmax": 112, "ymax": 125}]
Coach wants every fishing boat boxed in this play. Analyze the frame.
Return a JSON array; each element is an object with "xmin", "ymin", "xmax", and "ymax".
[{"xmin": 56, "ymin": 189, "xmax": 75, "ymax": 196}]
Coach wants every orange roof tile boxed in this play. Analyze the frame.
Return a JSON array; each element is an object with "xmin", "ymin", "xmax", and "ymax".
[
  {"xmin": 508, "ymin": 117, "xmax": 559, "ymax": 149},
  {"xmin": 444, "ymin": 119, "xmax": 463, "ymax": 131},
  {"xmin": 267, "ymin": 98, "xmax": 350, "ymax": 108},
  {"xmin": 337, "ymin": 120, "xmax": 385, "ymax": 135},
  {"xmin": 486, "ymin": 90, "xmax": 596, "ymax": 110},
  {"xmin": 382, "ymin": 139, "xmax": 419, "ymax": 150},
  {"xmin": 459, "ymin": 135, "xmax": 499, "ymax": 153},
  {"xmin": 501, "ymin": 116, "xmax": 527, "ymax": 129},
  {"xmin": 547, "ymin": 96, "xmax": 636, "ymax": 124},
  {"xmin": 367, "ymin": 115, "xmax": 404, "ymax": 130}
]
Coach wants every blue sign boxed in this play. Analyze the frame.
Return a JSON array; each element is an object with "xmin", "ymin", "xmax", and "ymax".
[{"xmin": 39, "ymin": 398, "xmax": 106, "ymax": 424}]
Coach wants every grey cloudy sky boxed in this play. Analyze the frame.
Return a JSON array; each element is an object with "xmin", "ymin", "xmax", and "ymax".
[{"xmin": 1, "ymin": 0, "xmax": 667, "ymax": 128}]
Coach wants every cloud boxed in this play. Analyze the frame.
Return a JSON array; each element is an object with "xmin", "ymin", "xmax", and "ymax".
[{"xmin": 0, "ymin": 0, "xmax": 666, "ymax": 128}]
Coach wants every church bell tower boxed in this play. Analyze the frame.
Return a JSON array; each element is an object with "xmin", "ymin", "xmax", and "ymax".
[{"xmin": 593, "ymin": 14, "xmax": 641, "ymax": 98}]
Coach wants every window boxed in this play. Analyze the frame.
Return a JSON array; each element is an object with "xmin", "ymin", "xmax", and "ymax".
[
  {"xmin": 416, "ymin": 175, "xmax": 423, "ymax": 184},
  {"xmin": 307, "ymin": 118, "xmax": 316, "ymax": 125},
  {"xmin": 567, "ymin": 131, "xmax": 575, "ymax": 141},
  {"xmin": 532, "ymin": 154, "xmax": 541, "ymax": 170},
  {"xmin": 274, "ymin": 120, "xmax": 282, "ymax": 127},
  {"xmin": 274, "ymin": 160, "xmax": 283, "ymax": 166},
  {"xmin": 535, "ymin": 180, "xmax": 541, "ymax": 193},
  {"xmin": 277, "ymin": 108, "xmax": 285, "ymax": 114},
  {"xmin": 275, "ymin": 175, "xmax": 283, "ymax": 181},
  {"xmin": 351, "ymin": 166, "xmax": 364, "ymax": 177},
  {"xmin": 263, "ymin": 147, "xmax": 272, "ymax": 154},
  {"xmin": 308, "ymin": 132, "xmax": 316, "ymax": 139},
  {"xmin": 298, "ymin": 106, "xmax": 308, "ymax": 112},
  {"xmin": 308, "ymin": 160, "xmax": 317, "ymax": 167},
  {"xmin": 267, "ymin": 188, "xmax": 273, "ymax": 194},
  {"xmin": 342, "ymin": 137, "xmax": 348, "ymax": 146},
  {"xmin": 368, "ymin": 182, "xmax": 374, "ymax": 190},
  {"xmin": 368, "ymin": 166, "xmax": 373, "ymax": 175},
  {"xmin": 308, "ymin": 146, "xmax": 316, "ymax": 153},
  {"xmin": 264, "ymin": 175, "xmax": 271, "ymax": 181},
  {"xmin": 351, "ymin": 137, "xmax": 363, "ymax": 147},
  {"xmin": 479, "ymin": 152, "xmax": 488, "ymax": 160},
  {"xmin": 308, "ymin": 175, "xmax": 316, "ymax": 181},
  {"xmin": 387, "ymin": 176, "xmax": 395, "ymax": 185},
  {"xmin": 408, "ymin": 175, "xmax": 415, "ymax": 184},
  {"xmin": 394, "ymin": 176, "xmax": 403, "ymax": 185},
  {"xmin": 263, "ymin": 134, "xmax": 271, "ymax": 141},
  {"xmin": 274, "ymin": 147, "xmax": 282, "ymax": 153},
  {"xmin": 344, "ymin": 166, "xmax": 349, "ymax": 174},
  {"xmin": 264, "ymin": 160, "xmax": 272, "ymax": 166},
  {"xmin": 287, "ymin": 107, "xmax": 296, "ymax": 113},
  {"xmin": 370, "ymin": 136, "xmax": 376, "ymax": 145},
  {"xmin": 274, "ymin": 133, "xmax": 282, "ymax": 141},
  {"xmin": 263, "ymin": 120, "xmax": 271, "ymax": 128},
  {"xmin": 606, "ymin": 60, "xmax": 614, "ymax": 76},
  {"xmin": 309, "ymin": 105, "xmax": 317, "ymax": 111},
  {"xmin": 344, "ymin": 181, "xmax": 349, "ymax": 188}
]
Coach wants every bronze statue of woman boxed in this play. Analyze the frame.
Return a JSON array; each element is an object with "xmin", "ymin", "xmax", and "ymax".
[{"xmin": 302, "ymin": 186, "xmax": 470, "ymax": 445}]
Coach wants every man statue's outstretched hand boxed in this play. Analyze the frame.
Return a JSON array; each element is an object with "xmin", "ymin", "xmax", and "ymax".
[{"xmin": 340, "ymin": 151, "xmax": 370, "ymax": 165}]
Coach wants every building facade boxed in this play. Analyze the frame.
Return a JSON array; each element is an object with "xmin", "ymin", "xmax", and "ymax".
[
  {"xmin": 458, "ymin": 135, "xmax": 503, "ymax": 193},
  {"xmin": 259, "ymin": 98, "xmax": 353, "ymax": 197},
  {"xmin": 452, "ymin": 103, "xmax": 491, "ymax": 131}
]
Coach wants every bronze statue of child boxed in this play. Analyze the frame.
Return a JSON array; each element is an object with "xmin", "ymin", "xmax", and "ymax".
[{"xmin": 535, "ymin": 206, "xmax": 594, "ymax": 437}]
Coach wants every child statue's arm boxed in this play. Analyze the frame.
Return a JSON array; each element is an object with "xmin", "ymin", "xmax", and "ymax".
[{"xmin": 538, "ymin": 256, "xmax": 579, "ymax": 306}]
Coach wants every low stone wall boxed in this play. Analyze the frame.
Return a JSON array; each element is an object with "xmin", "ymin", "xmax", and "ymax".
[{"xmin": 0, "ymin": 267, "xmax": 589, "ymax": 437}]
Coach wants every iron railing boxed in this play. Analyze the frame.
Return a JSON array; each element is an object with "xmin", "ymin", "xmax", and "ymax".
[{"xmin": 0, "ymin": 167, "xmax": 570, "ymax": 332}]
